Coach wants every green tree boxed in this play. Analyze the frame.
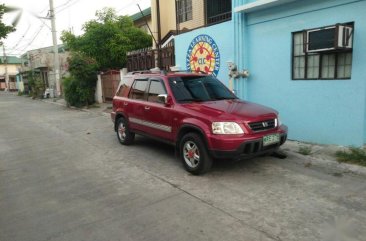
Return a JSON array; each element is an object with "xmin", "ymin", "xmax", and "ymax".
[
  {"xmin": 63, "ymin": 52, "xmax": 98, "ymax": 107},
  {"xmin": 27, "ymin": 71, "xmax": 45, "ymax": 99},
  {"xmin": 0, "ymin": 4, "xmax": 16, "ymax": 40},
  {"xmin": 61, "ymin": 8, "xmax": 151, "ymax": 70}
]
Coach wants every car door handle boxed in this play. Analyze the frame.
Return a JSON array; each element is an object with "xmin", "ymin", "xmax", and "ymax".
[
  {"xmin": 123, "ymin": 102, "xmax": 128, "ymax": 106},
  {"xmin": 144, "ymin": 106, "xmax": 150, "ymax": 110}
]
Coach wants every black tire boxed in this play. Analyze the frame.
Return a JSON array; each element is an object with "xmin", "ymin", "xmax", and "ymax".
[
  {"xmin": 116, "ymin": 117, "xmax": 135, "ymax": 145},
  {"xmin": 180, "ymin": 133, "xmax": 212, "ymax": 175}
]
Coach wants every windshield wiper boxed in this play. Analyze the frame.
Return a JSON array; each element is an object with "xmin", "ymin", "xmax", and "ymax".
[
  {"xmin": 212, "ymin": 97, "xmax": 237, "ymax": 100},
  {"xmin": 178, "ymin": 98, "xmax": 204, "ymax": 102}
]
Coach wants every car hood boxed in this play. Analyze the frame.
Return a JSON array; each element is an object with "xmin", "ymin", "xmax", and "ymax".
[{"xmin": 180, "ymin": 99, "xmax": 277, "ymax": 121}]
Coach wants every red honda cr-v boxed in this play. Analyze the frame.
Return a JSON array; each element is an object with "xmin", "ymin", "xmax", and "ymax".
[{"xmin": 111, "ymin": 71, "xmax": 288, "ymax": 175}]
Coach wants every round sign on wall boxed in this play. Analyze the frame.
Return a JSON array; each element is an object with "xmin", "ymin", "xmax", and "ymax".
[{"xmin": 186, "ymin": 34, "xmax": 220, "ymax": 76}]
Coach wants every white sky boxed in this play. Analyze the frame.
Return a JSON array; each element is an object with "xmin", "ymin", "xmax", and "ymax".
[{"xmin": 1, "ymin": 0, "xmax": 151, "ymax": 57}]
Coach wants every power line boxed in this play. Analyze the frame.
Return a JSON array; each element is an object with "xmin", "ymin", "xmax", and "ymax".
[
  {"xmin": 56, "ymin": 0, "xmax": 82, "ymax": 14},
  {"xmin": 5, "ymin": 22, "xmax": 45, "ymax": 56},
  {"xmin": 9, "ymin": 24, "xmax": 31, "ymax": 50},
  {"xmin": 17, "ymin": 25, "xmax": 45, "ymax": 53},
  {"xmin": 117, "ymin": 1, "xmax": 136, "ymax": 13},
  {"xmin": 55, "ymin": 0, "xmax": 74, "ymax": 9},
  {"xmin": 8, "ymin": 41, "xmax": 32, "ymax": 52},
  {"xmin": 35, "ymin": 0, "xmax": 79, "ymax": 18}
]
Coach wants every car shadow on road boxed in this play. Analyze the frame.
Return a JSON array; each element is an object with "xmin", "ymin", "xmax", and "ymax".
[
  {"xmin": 212, "ymin": 157, "xmax": 269, "ymax": 173},
  {"xmin": 132, "ymin": 135, "xmax": 277, "ymax": 174}
]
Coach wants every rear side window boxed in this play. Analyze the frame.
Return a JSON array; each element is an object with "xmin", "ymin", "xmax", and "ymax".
[
  {"xmin": 117, "ymin": 77, "xmax": 133, "ymax": 97},
  {"xmin": 129, "ymin": 79, "xmax": 148, "ymax": 100},
  {"xmin": 147, "ymin": 79, "xmax": 166, "ymax": 103}
]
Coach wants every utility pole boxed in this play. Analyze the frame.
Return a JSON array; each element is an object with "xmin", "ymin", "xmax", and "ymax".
[
  {"xmin": 2, "ymin": 43, "xmax": 9, "ymax": 91},
  {"xmin": 156, "ymin": 0, "xmax": 162, "ymax": 68},
  {"xmin": 49, "ymin": 0, "xmax": 60, "ymax": 97}
]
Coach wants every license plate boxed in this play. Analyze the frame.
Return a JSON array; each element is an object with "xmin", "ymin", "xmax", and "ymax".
[{"xmin": 263, "ymin": 134, "xmax": 280, "ymax": 146}]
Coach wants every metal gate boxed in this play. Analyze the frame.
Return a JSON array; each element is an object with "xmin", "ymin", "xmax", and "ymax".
[{"xmin": 101, "ymin": 70, "xmax": 120, "ymax": 102}]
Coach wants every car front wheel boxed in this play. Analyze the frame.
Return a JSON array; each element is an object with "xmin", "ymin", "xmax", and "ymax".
[{"xmin": 180, "ymin": 133, "xmax": 212, "ymax": 175}]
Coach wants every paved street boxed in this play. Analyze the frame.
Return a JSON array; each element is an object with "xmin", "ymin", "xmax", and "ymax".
[{"xmin": 1, "ymin": 92, "xmax": 366, "ymax": 241}]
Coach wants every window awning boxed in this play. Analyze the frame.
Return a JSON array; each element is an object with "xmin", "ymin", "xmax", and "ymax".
[{"xmin": 234, "ymin": 0, "xmax": 297, "ymax": 13}]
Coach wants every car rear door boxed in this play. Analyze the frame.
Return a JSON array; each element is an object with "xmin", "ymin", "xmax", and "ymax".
[{"xmin": 127, "ymin": 78, "xmax": 149, "ymax": 132}]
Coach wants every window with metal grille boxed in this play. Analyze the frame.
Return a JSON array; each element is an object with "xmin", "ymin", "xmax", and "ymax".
[
  {"xmin": 206, "ymin": 0, "xmax": 232, "ymax": 25},
  {"xmin": 177, "ymin": 0, "xmax": 192, "ymax": 23},
  {"xmin": 292, "ymin": 23, "xmax": 353, "ymax": 80}
]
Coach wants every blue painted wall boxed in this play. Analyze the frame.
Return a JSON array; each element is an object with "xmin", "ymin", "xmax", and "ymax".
[
  {"xmin": 240, "ymin": 0, "xmax": 366, "ymax": 146},
  {"xmin": 175, "ymin": 21, "xmax": 234, "ymax": 87},
  {"xmin": 175, "ymin": 0, "xmax": 366, "ymax": 146}
]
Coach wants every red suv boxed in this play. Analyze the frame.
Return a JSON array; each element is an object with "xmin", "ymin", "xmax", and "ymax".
[{"xmin": 111, "ymin": 71, "xmax": 287, "ymax": 174}]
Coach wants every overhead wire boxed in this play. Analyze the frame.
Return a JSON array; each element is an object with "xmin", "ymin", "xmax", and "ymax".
[
  {"xmin": 56, "ymin": 0, "xmax": 82, "ymax": 14},
  {"xmin": 8, "ymin": 24, "xmax": 31, "ymax": 50},
  {"xmin": 17, "ymin": 24, "xmax": 45, "ymax": 53},
  {"xmin": 116, "ymin": 0, "xmax": 149, "ymax": 14},
  {"xmin": 6, "ymin": 0, "xmax": 148, "ymax": 56},
  {"xmin": 116, "ymin": 1, "xmax": 136, "ymax": 13},
  {"xmin": 55, "ymin": 0, "xmax": 75, "ymax": 9},
  {"xmin": 37, "ymin": 0, "xmax": 73, "ymax": 14},
  {"xmin": 3, "ymin": 0, "xmax": 71, "ymax": 56}
]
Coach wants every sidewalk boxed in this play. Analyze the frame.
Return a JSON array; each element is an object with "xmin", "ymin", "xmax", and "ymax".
[
  {"xmin": 282, "ymin": 140, "xmax": 366, "ymax": 177},
  {"xmin": 40, "ymin": 97, "xmax": 112, "ymax": 116}
]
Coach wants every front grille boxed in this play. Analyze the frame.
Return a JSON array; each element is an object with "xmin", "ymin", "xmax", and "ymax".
[
  {"xmin": 248, "ymin": 119, "xmax": 276, "ymax": 132},
  {"xmin": 243, "ymin": 141, "xmax": 261, "ymax": 155}
]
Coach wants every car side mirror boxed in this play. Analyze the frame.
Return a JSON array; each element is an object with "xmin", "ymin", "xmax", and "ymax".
[{"xmin": 157, "ymin": 94, "xmax": 172, "ymax": 106}]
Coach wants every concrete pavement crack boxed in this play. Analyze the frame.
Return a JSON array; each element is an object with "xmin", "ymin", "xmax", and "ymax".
[{"xmin": 142, "ymin": 169, "xmax": 282, "ymax": 241}]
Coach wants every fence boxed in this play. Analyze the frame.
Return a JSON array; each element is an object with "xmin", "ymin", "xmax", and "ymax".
[
  {"xmin": 127, "ymin": 45, "xmax": 175, "ymax": 72},
  {"xmin": 101, "ymin": 70, "xmax": 120, "ymax": 102}
]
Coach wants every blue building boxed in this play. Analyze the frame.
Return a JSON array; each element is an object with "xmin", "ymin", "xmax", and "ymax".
[{"xmin": 174, "ymin": 0, "xmax": 366, "ymax": 146}]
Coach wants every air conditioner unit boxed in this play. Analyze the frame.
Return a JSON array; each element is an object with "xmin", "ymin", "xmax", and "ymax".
[{"xmin": 305, "ymin": 24, "xmax": 353, "ymax": 53}]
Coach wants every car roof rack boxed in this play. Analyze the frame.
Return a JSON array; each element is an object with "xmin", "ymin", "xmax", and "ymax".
[{"xmin": 127, "ymin": 68, "xmax": 209, "ymax": 76}]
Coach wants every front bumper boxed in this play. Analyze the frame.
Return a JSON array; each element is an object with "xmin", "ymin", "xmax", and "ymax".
[
  {"xmin": 210, "ymin": 133, "xmax": 287, "ymax": 159},
  {"xmin": 208, "ymin": 125, "xmax": 288, "ymax": 160}
]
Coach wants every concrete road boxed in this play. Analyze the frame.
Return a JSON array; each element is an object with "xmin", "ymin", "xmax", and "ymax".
[{"xmin": 1, "ymin": 92, "xmax": 366, "ymax": 241}]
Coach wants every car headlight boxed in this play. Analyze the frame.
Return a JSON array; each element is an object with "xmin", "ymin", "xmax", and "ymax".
[
  {"xmin": 212, "ymin": 122, "xmax": 244, "ymax": 134},
  {"xmin": 277, "ymin": 115, "xmax": 282, "ymax": 127}
]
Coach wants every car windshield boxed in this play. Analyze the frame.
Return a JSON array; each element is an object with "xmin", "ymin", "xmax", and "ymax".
[{"xmin": 168, "ymin": 76, "xmax": 237, "ymax": 102}]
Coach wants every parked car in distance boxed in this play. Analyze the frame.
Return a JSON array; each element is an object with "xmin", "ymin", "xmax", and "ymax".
[{"xmin": 111, "ymin": 70, "xmax": 288, "ymax": 175}]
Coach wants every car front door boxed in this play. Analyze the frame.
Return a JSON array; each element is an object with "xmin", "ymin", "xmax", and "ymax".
[{"xmin": 142, "ymin": 78, "xmax": 174, "ymax": 141}]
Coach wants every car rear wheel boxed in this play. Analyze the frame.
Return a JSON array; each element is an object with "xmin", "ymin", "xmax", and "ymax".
[
  {"xmin": 116, "ymin": 117, "xmax": 135, "ymax": 145},
  {"xmin": 180, "ymin": 133, "xmax": 212, "ymax": 175}
]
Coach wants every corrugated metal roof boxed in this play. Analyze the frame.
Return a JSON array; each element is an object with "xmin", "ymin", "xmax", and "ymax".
[
  {"xmin": 130, "ymin": 7, "xmax": 151, "ymax": 21},
  {"xmin": 0, "ymin": 56, "xmax": 22, "ymax": 64}
]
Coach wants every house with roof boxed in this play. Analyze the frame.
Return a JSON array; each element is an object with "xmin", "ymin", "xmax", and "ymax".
[
  {"xmin": 130, "ymin": 7, "xmax": 152, "ymax": 36},
  {"xmin": 19, "ymin": 45, "xmax": 70, "ymax": 94},
  {"xmin": 0, "ymin": 56, "xmax": 21, "ymax": 91},
  {"xmin": 155, "ymin": 0, "xmax": 366, "ymax": 146}
]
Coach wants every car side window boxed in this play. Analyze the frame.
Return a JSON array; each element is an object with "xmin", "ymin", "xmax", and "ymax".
[
  {"xmin": 117, "ymin": 77, "xmax": 133, "ymax": 97},
  {"xmin": 129, "ymin": 79, "xmax": 148, "ymax": 100},
  {"xmin": 147, "ymin": 79, "xmax": 166, "ymax": 103}
]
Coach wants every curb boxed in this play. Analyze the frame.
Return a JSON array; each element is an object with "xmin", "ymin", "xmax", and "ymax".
[{"xmin": 284, "ymin": 149, "xmax": 366, "ymax": 177}]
